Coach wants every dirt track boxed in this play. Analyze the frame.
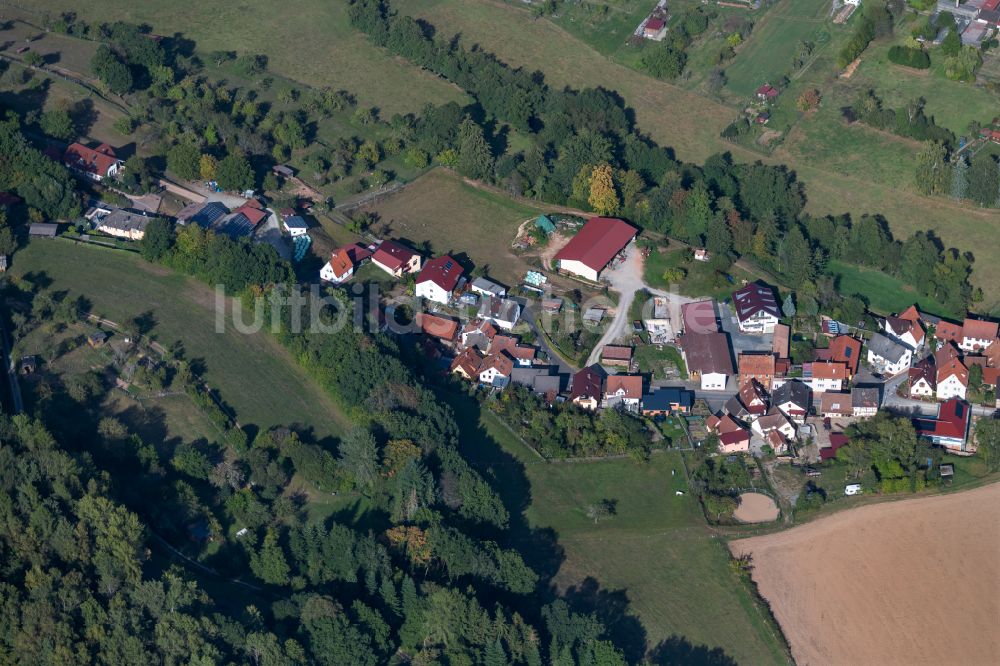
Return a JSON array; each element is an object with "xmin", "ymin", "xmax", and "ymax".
[
  {"xmin": 733, "ymin": 492, "xmax": 779, "ymax": 523},
  {"xmin": 732, "ymin": 483, "xmax": 1000, "ymax": 666}
]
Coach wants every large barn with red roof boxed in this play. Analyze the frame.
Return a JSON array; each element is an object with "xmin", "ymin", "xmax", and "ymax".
[{"xmin": 554, "ymin": 217, "xmax": 638, "ymax": 282}]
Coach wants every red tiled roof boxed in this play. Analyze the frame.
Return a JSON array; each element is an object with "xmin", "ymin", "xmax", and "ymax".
[
  {"xmin": 417, "ymin": 255, "xmax": 464, "ymax": 292},
  {"xmin": 554, "ymin": 217, "xmax": 638, "ymax": 273},
  {"xmin": 935, "ymin": 321, "xmax": 963, "ymax": 343},
  {"xmin": 812, "ymin": 361, "xmax": 847, "ymax": 381},
  {"xmin": 232, "ymin": 201, "xmax": 268, "ymax": 227},
  {"xmin": 329, "ymin": 248, "xmax": 354, "ymax": 280},
  {"xmin": 909, "ymin": 358, "xmax": 936, "ymax": 390},
  {"xmin": 963, "ymin": 318, "xmax": 999, "ymax": 342},
  {"xmin": 934, "ymin": 343, "xmax": 960, "ymax": 367},
  {"xmin": 373, "ymin": 240, "xmax": 418, "ymax": 272},
  {"xmin": 828, "ymin": 335, "xmax": 862, "ymax": 375},
  {"xmin": 739, "ymin": 353, "xmax": 775, "ymax": 377},
  {"xmin": 601, "ymin": 345, "xmax": 633, "ymax": 361},
  {"xmin": 772, "ymin": 323, "xmax": 790, "ymax": 358},
  {"xmin": 604, "ymin": 375, "xmax": 642, "ymax": 400},
  {"xmin": 481, "ymin": 352, "xmax": 514, "ymax": 377},
  {"xmin": 897, "ymin": 305, "xmax": 921, "ymax": 323},
  {"xmin": 450, "ymin": 347, "xmax": 483, "ymax": 377},
  {"xmin": 645, "ymin": 17, "xmax": 665, "ymax": 31},
  {"xmin": 915, "ymin": 399, "xmax": 970, "ymax": 441},
  {"xmin": 63, "ymin": 142, "xmax": 119, "ymax": 176},
  {"xmin": 416, "ymin": 312, "xmax": 459, "ymax": 341},
  {"xmin": 936, "ymin": 358, "xmax": 968, "ymax": 386}
]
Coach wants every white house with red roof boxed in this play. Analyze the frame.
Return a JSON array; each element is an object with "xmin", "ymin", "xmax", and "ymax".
[
  {"xmin": 914, "ymin": 399, "xmax": 971, "ymax": 451},
  {"xmin": 936, "ymin": 358, "xmax": 969, "ymax": 401},
  {"xmin": 415, "ymin": 255, "xmax": 464, "ymax": 304},
  {"xmin": 554, "ymin": 217, "xmax": 638, "ymax": 282},
  {"xmin": 731, "ymin": 282, "xmax": 781, "ymax": 334},
  {"xmin": 320, "ymin": 243, "xmax": 372, "ymax": 283},
  {"xmin": 63, "ymin": 143, "xmax": 123, "ymax": 181},
  {"xmin": 960, "ymin": 318, "xmax": 998, "ymax": 353},
  {"xmin": 372, "ymin": 239, "xmax": 422, "ymax": 278}
]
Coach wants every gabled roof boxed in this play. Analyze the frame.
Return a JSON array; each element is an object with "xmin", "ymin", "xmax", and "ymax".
[
  {"xmin": 772, "ymin": 323, "xmax": 790, "ymax": 359},
  {"xmin": 373, "ymin": 239, "xmax": 418, "ymax": 272},
  {"xmin": 480, "ymin": 352, "xmax": 514, "ymax": 377},
  {"xmin": 738, "ymin": 378, "xmax": 769, "ymax": 408},
  {"xmin": 571, "ymin": 365, "xmax": 605, "ymax": 402},
  {"xmin": 819, "ymin": 392, "xmax": 852, "ymax": 416},
  {"xmin": 935, "ymin": 321, "xmax": 964, "ymax": 344},
  {"xmin": 604, "ymin": 375, "xmax": 642, "ymax": 400},
  {"xmin": 909, "ymin": 358, "xmax": 936, "ymax": 389},
  {"xmin": 828, "ymin": 335, "xmax": 862, "ymax": 375},
  {"xmin": 554, "ymin": 217, "xmax": 638, "ymax": 273},
  {"xmin": 601, "ymin": 345, "xmax": 633, "ymax": 361},
  {"xmin": 231, "ymin": 200, "xmax": 268, "ymax": 227},
  {"xmin": 417, "ymin": 255, "xmax": 464, "ymax": 292},
  {"xmin": 731, "ymin": 282, "xmax": 780, "ymax": 324},
  {"xmin": 755, "ymin": 408, "xmax": 792, "ymax": 431},
  {"xmin": 914, "ymin": 399, "xmax": 970, "ymax": 441},
  {"xmin": 897, "ymin": 305, "xmax": 921, "ymax": 323},
  {"xmin": 811, "ymin": 361, "xmax": 847, "ymax": 381},
  {"xmin": 642, "ymin": 387, "xmax": 693, "ymax": 411},
  {"xmin": 937, "ymin": 358, "xmax": 968, "ymax": 386},
  {"xmin": 462, "ymin": 319, "xmax": 497, "ymax": 341},
  {"xmin": 867, "ymin": 333, "xmax": 908, "ymax": 363},
  {"xmin": 772, "ymin": 380, "xmax": 810, "ymax": 409},
  {"xmin": 962, "ymin": 318, "xmax": 999, "ymax": 341},
  {"xmin": 283, "ymin": 214, "xmax": 308, "ymax": 230},
  {"xmin": 680, "ymin": 332, "xmax": 734, "ymax": 375},
  {"xmin": 63, "ymin": 142, "xmax": 119, "ymax": 176},
  {"xmin": 645, "ymin": 17, "xmax": 665, "ymax": 31},
  {"xmin": 739, "ymin": 353, "xmax": 776, "ymax": 376},
  {"xmin": 450, "ymin": 347, "xmax": 483, "ymax": 377},
  {"xmin": 934, "ymin": 342, "xmax": 960, "ymax": 367},
  {"xmin": 851, "ymin": 386, "xmax": 880, "ymax": 409}
]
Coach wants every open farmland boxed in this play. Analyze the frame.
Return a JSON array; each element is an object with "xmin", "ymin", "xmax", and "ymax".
[
  {"xmin": 362, "ymin": 169, "xmax": 559, "ymax": 285},
  {"xmin": 732, "ymin": 483, "xmax": 1000, "ymax": 666},
  {"xmin": 10, "ymin": 240, "xmax": 348, "ymax": 441},
  {"xmin": 452, "ymin": 396, "xmax": 790, "ymax": 665},
  {"xmin": 7, "ymin": 0, "xmax": 467, "ymax": 116}
]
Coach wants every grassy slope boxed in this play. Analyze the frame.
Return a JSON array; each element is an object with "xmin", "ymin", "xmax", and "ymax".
[
  {"xmin": 457, "ymin": 402, "xmax": 789, "ymax": 665},
  {"xmin": 826, "ymin": 259, "xmax": 958, "ymax": 319},
  {"xmin": 364, "ymin": 169, "xmax": 557, "ymax": 285},
  {"xmin": 398, "ymin": 0, "xmax": 1000, "ymax": 310},
  {"xmin": 10, "ymin": 0, "xmax": 467, "ymax": 116},
  {"xmin": 10, "ymin": 240, "xmax": 348, "ymax": 441}
]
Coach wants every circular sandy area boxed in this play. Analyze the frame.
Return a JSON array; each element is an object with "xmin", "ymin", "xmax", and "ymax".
[{"xmin": 733, "ymin": 492, "xmax": 779, "ymax": 523}]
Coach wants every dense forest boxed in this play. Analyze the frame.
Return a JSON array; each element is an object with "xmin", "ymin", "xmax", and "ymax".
[{"xmin": 0, "ymin": 273, "xmax": 634, "ymax": 663}]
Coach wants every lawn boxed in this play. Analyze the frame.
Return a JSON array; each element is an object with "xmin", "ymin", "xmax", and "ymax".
[
  {"xmin": 9, "ymin": 0, "xmax": 468, "ymax": 117},
  {"xmin": 363, "ymin": 169, "xmax": 557, "ymax": 285},
  {"xmin": 10, "ymin": 239, "xmax": 349, "ymax": 443},
  {"xmin": 452, "ymin": 393, "xmax": 790, "ymax": 664},
  {"xmin": 642, "ymin": 245, "xmax": 758, "ymax": 300},
  {"xmin": 722, "ymin": 0, "xmax": 834, "ymax": 98},
  {"xmin": 634, "ymin": 344, "xmax": 688, "ymax": 380},
  {"xmin": 826, "ymin": 260, "xmax": 958, "ymax": 319}
]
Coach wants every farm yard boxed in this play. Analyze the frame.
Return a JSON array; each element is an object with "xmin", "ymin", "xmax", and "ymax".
[
  {"xmin": 732, "ymin": 482, "xmax": 1000, "ymax": 666},
  {"xmin": 9, "ymin": 240, "xmax": 349, "ymax": 441}
]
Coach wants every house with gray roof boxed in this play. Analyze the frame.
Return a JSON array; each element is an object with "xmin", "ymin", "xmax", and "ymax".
[{"xmin": 866, "ymin": 333, "xmax": 912, "ymax": 376}]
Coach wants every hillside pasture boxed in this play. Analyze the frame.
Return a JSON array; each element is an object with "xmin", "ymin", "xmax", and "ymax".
[
  {"xmin": 10, "ymin": 240, "xmax": 349, "ymax": 442},
  {"xmin": 6, "ymin": 0, "xmax": 468, "ymax": 116}
]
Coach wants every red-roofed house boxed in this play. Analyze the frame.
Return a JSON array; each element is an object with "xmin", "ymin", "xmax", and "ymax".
[
  {"xmin": 416, "ymin": 312, "xmax": 459, "ymax": 343},
  {"xmin": 708, "ymin": 413, "xmax": 751, "ymax": 454},
  {"xmin": 914, "ymin": 399, "xmax": 971, "ymax": 451},
  {"xmin": 479, "ymin": 352, "xmax": 514, "ymax": 387},
  {"xmin": 731, "ymin": 282, "xmax": 781, "ymax": 334},
  {"xmin": 63, "ymin": 143, "xmax": 123, "ymax": 181},
  {"xmin": 603, "ymin": 375, "xmax": 643, "ymax": 411},
  {"xmin": 935, "ymin": 321, "xmax": 964, "ymax": 346},
  {"xmin": 909, "ymin": 357, "xmax": 936, "ymax": 398},
  {"xmin": 828, "ymin": 335, "xmax": 862, "ymax": 378},
  {"xmin": 739, "ymin": 353, "xmax": 776, "ymax": 390},
  {"xmin": 372, "ymin": 240, "xmax": 422, "ymax": 278},
  {"xmin": 643, "ymin": 17, "xmax": 666, "ymax": 39},
  {"xmin": 772, "ymin": 323, "xmax": 790, "ymax": 359},
  {"xmin": 936, "ymin": 358, "xmax": 968, "ymax": 401},
  {"xmin": 450, "ymin": 347, "xmax": 483, "ymax": 380},
  {"xmin": 883, "ymin": 315, "xmax": 924, "ymax": 350},
  {"xmin": 809, "ymin": 361, "xmax": 847, "ymax": 393},
  {"xmin": 554, "ymin": 217, "xmax": 638, "ymax": 282},
  {"xmin": 961, "ymin": 318, "xmax": 998, "ymax": 353},
  {"xmin": 600, "ymin": 345, "xmax": 633, "ymax": 368},
  {"xmin": 232, "ymin": 200, "xmax": 269, "ymax": 228},
  {"xmin": 415, "ymin": 255, "xmax": 464, "ymax": 304},
  {"xmin": 320, "ymin": 243, "xmax": 372, "ymax": 283},
  {"xmin": 755, "ymin": 84, "xmax": 779, "ymax": 101},
  {"xmin": 571, "ymin": 365, "xmax": 605, "ymax": 411}
]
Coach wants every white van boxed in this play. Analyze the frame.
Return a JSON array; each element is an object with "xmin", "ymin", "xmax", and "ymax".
[{"xmin": 845, "ymin": 484, "xmax": 862, "ymax": 496}]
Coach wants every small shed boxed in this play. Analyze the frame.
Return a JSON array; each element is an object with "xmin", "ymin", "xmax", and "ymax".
[
  {"xmin": 19, "ymin": 356, "xmax": 37, "ymax": 375},
  {"xmin": 939, "ymin": 464, "xmax": 954, "ymax": 479},
  {"xmin": 272, "ymin": 164, "xmax": 295, "ymax": 178},
  {"xmin": 87, "ymin": 330, "xmax": 108, "ymax": 348},
  {"xmin": 29, "ymin": 223, "xmax": 58, "ymax": 237},
  {"xmin": 583, "ymin": 308, "xmax": 606, "ymax": 324},
  {"xmin": 534, "ymin": 214, "xmax": 556, "ymax": 235}
]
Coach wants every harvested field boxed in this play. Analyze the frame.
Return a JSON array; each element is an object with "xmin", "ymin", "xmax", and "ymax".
[
  {"xmin": 732, "ymin": 483, "xmax": 1000, "ymax": 666},
  {"xmin": 733, "ymin": 493, "xmax": 779, "ymax": 523}
]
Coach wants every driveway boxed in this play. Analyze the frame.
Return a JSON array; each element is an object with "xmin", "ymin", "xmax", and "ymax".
[
  {"xmin": 585, "ymin": 245, "xmax": 695, "ymax": 366},
  {"xmin": 717, "ymin": 301, "xmax": 773, "ymax": 355}
]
